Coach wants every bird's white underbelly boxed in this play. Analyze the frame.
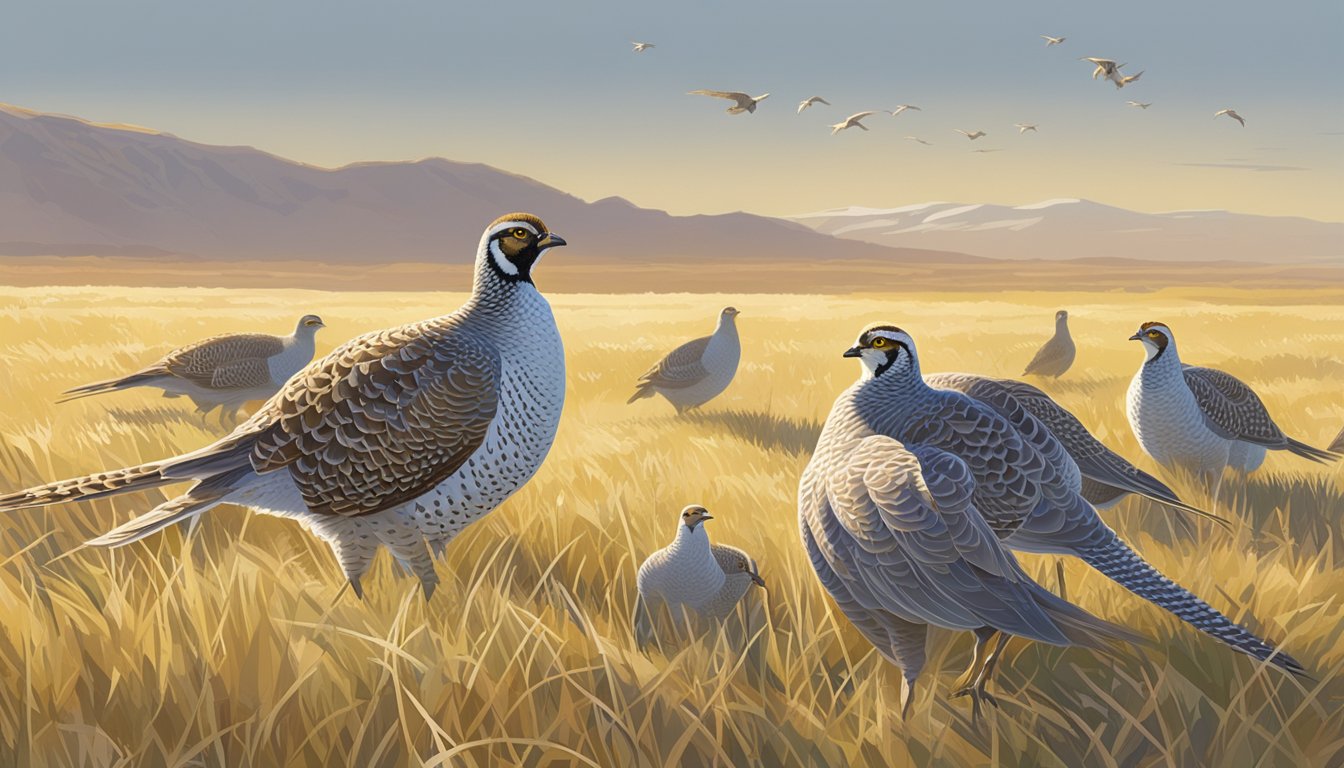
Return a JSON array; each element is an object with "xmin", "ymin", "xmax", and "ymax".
[
  {"xmin": 643, "ymin": 555, "xmax": 726, "ymax": 612},
  {"xmin": 661, "ymin": 367, "xmax": 736, "ymax": 407},
  {"xmin": 229, "ymin": 334, "xmax": 565, "ymax": 542},
  {"xmin": 1127, "ymin": 375, "xmax": 1229, "ymax": 474},
  {"xmin": 157, "ymin": 378, "xmax": 277, "ymax": 408}
]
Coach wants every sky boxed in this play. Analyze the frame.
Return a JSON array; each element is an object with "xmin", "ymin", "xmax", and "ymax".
[{"xmin": 3, "ymin": 0, "xmax": 1342, "ymax": 221}]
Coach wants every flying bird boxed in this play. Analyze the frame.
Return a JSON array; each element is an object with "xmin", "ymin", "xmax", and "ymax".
[
  {"xmin": 1041, "ymin": 35, "xmax": 1066, "ymax": 46},
  {"xmin": 688, "ymin": 90, "xmax": 770, "ymax": 115},
  {"xmin": 1080, "ymin": 57, "xmax": 1121, "ymax": 80},
  {"xmin": 904, "ymin": 136, "xmax": 932, "ymax": 145},
  {"xmin": 888, "ymin": 104, "xmax": 922, "ymax": 116},
  {"xmin": 1114, "ymin": 70, "xmax": 1144, "ymax": 89},
  {"xmin": 1215, "ymin": 109, "xmax": 1246, "ymax": 127},
  {"xmin": 1015, "ymin": 123, "xmax": 1038, "ymax": 133},
  {"xmin": 631, "ymin": 41, "xmax": 655, "ymax": 53},
  {"xmin": 1127, "ymin": 101, "xmax": 1152, "ymax": 109},
  {"xmin": 59, "ymin": 314, "xmax": 325, "ymax": 424},
  {"xmin": 798, "ymin": 96, "xmax": 830, "ymax": 113},
  {"xmin": 0, "ymin": 213, "xmax": 571, "ymax": 600},
  {"xmin": 831, "ymin": 111, "xmax": 879, "ymax": 134},
  {"xmin": 955, "ymin": 129, "xmax": 987, "ymax": 140}
]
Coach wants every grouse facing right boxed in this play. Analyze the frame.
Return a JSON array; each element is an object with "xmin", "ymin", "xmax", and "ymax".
[
  {"xmin": 628, "ymin": 307, "xmax": 741, "ymax": 414},
  {"xmin": 1022, "ymin": 309, "xmax": 1075, "ymax": 378},
  {"xmin": 0, "ymin": 213, "xmax": 568, "ymax": 600},
  {"xmin": 60, "ymin": 314, "xmax": 326, "ymax": 422}
]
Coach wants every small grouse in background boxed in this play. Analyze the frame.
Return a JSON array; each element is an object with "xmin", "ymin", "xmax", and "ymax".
[
  {"xmin": 1022, "ymin": 309, "xmax": 1076, "ymax": 378},
  {"xmin": 60, "ymin": 314, "xmax": 325, "ymax": 424},
  {"xmin": 628, "ymin": 307, "xmax": 742, "ymax": 414}
]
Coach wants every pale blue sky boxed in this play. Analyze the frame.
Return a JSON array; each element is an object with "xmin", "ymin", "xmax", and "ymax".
[{"xmin": 3, "ymin": 0, "xmax": 1341, "ymax": 219}]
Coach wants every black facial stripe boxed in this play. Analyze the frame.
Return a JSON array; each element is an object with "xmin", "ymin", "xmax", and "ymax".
[
  {"xmin": 873, "ymin": 340, "xmax": 910, "ymax": 377},
  {"xmin": 486, "ymin": 239, "xmax": 536, "ymax": 284},
  {"xmin": 1147, "ymin": 333, "xmax": 1169, "ymax": 364}
]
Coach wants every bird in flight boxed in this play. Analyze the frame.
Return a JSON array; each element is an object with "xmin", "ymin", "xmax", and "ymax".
[
  {"xmin": 1215, "ymin": 108, "xmax": 1246, "ymax": 127},
  {"xmin": 1114, "ymin": 70, "xmax": 1144, "ymax": 89},
  {"xmin": 831, "ymin": 111, "xmax": 880, "ymax": 134},
  {"xmin": 954, "ymin": 129, "xmax": 987, "ymax": 140},
  {"xmin": 888, "ymin": 104, "xmax": 922, "ymax": 116},
  {"xmin": 689, "ymin": 90, "xmax": 770, "ymax": 114},
  {"xmin": 1081, "ymin": 57, "xmax": 1121, "ymax": 80},
  {"xmin": 631, "ymin": 41, "xmax": 655, "ymax": 53},
  {"xmin": 904, "ymin": 136, "xmax": 932, "ymax": 145},
  {"xmin": 1015, "ymin": 123, "xmax": 1038, "ymax": 133},
  {"xmin": 798, "ymin": 96, "xmax": 831, "ymax": 113},
  {"xmin": 1041, "ymin": 35, "xmax": 1066, "ymax": 46},
  {"xmin": 1126, "ymin": 101, "xmax": 1152, "ymax": 109}
]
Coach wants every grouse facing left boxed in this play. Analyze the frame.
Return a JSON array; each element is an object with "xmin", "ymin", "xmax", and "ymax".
[{"xmin": 0, "ymin": 214, "xmax": 568, "ymax": 600}]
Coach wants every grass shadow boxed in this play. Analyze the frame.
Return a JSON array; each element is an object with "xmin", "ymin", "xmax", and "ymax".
[{"xmin": 670, "ymin": 409, "xmax": 824, "ymax": 458}]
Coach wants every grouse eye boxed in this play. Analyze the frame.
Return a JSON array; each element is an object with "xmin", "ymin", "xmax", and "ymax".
[
  {"xmin": 511, "ymin": 228, "xmax": 530, "ymax": 239},
  {"xmin": 872, "ymin": 338, "xmax": 888, "ymax": 348},
  {"xmin": 1147, "ymin": 330, "xmax": 1160, "ymax": 338}
]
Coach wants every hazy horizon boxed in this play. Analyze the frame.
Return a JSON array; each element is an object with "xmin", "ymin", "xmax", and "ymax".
[{"xmin": 3, "ymin": 0, "xmax": 1341, "ymax": 221}]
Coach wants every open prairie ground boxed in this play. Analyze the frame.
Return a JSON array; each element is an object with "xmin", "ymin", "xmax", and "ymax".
[{"xmin": 0, "ymin": 284, "xmax": 1341, "ymax": 767}]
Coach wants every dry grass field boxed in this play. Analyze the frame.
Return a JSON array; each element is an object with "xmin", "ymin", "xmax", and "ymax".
[{"xmin": 0, "ymin": 284, "xmax": 1341, "ymax": 767}]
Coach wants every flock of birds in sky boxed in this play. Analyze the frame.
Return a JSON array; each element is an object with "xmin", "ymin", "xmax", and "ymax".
[{"xmin": 630, "ymin": 34, "xmax": 1249, "ymax": 149}]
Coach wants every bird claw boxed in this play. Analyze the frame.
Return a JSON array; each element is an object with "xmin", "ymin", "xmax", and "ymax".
[{"xmin": 950, "ymin": 684, "xmax": 999, "ymax": 723}]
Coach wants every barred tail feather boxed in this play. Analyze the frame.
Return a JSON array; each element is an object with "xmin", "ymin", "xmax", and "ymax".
[
  {"xmin": 1082, "ymin": 537, "xmax": 1306, "ymax": 676},
  {"xmin": 0, "ymin": 463, "xmax": 173, "ymax": 512}
]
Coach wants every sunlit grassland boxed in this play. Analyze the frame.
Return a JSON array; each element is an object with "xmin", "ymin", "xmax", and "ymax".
[{"xmin": 0, "ymin": 284, "xmax": 1341, "ymax": 767}]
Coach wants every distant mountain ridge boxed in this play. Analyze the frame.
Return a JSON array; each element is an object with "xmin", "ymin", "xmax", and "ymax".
[
  {"xmin": 0, "ymin": 103, "xmax": 964, "ymax": 265},
  {"xmin": 788, "ymin": 199, "xmax": 1342, "ymax": 263}
]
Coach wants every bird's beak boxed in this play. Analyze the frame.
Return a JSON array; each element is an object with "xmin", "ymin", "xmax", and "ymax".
[
  {"xmin": 1128, "ymin": 332, "xmax": 1142, "ymax": 341},
  {"xmin": 537, "ymin": 233, "xmax": 567, "ymax": 251},
  {"xmin": 843, "ymin": 345, "xmax": 863, "ymax": 358},
  {"xmin": 700, "ymin": 513, "xmax": 714, "ymax": 523},
  {"xmin": 748, "ymin": 570, "xmax": 766, "ymax": 588}
]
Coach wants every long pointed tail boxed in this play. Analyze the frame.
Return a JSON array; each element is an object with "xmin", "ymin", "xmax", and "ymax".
[
  {"xmin": 1285, "ymin": 437, "xmax": 1340, "ymax": 465},
  {"xmin": 85, "ymin": 467, "xmax": 247, "ymax": 547},
  {"xmin": 57, "ymin": 371, "xmax": 164, "ymax": 403},
  {"xmin": 627, "ymin": 384, "xmax": 655, "ymax": 405},
  {"xmin": 1081, "ymin": 537, "xmax": 1306, "ymax": 676},
  {"xmin": 0, "ymin": 431, "xmax": 253, "ymax": 514},
  {"xmin": 1082, "ymin": 467, "xmax": 1229, "ymax": 530},
  {"xmin": 0, "ymin": 462, "xmax": 174, "ymax": 512}
]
